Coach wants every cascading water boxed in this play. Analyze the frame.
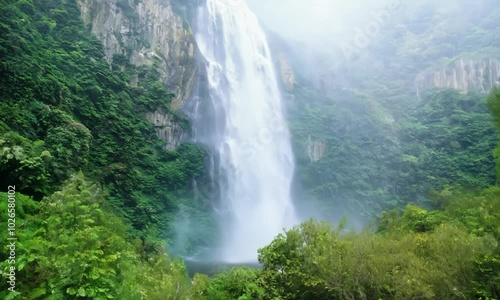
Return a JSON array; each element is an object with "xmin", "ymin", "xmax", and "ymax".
[{"xmin": 194, "ymin": 0, "xmax": 297, "ymax": 263}]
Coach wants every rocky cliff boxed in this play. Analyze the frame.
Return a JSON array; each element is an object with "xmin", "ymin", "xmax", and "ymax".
[
  {"xmin": 415, "ymin": 58, "xmax": 500, "ymax": 95},
  {"xmin": 145, "ymin": 110, "xmax": 186, "ymax": 149},
  {"xmin": 277, "ymin": 53, "xmax": 295, "ymax": 92},
  {"xmin": 307, "ymin": 136, "xmax": 326, "ymax": 162},
  {"xmin": 77, "ymin": 0, "xmax": 197, "ymax": 148}
]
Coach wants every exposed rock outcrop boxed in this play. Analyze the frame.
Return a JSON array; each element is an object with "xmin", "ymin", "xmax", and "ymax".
[
  {"xmin": 77, "ymin": 0, "xmax": 197, "ymax": 106},
  {"xmin": 77, "ymin": 0, "xmax": 197, "ymax": 148},
  {"xmin": 277, "ymin": 53, "xmax": 295, "ymax": 92},
  {"xmin": 146, "ymin": 110, "xmax": 185, "ymax": 149},
  {"xmin": 307, "ymin": 136, "xmax": 326, "ymax": 162},
  {"xmin": 415, "ymin": 58, "xmax": 500, "ymax": 94}
]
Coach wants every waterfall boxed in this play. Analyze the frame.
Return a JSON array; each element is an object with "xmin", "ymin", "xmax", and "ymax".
[{"xmin": 194, "ymin": 0, "xmax": 297, "ymax": 262}]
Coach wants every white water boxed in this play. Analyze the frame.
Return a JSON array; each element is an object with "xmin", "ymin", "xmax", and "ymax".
[{"xmin": 195, "ymin": 0, "xmax": 297, "ymax": 262}]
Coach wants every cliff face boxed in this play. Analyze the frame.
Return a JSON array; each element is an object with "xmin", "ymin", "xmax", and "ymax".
[
  {"xmin": 416, "ymin": 58, "xmax": 500, "ymax": 94},
  {"xmin": 77, "ymin": 0, "xmax": 197, "ymax": 148},
  {"xmin": 146, "ymin": 110, "xmax": 185, "ymax": 150},
  {"xmin": 307, "ymin": 136, "xmax": 326, "ymax": 162},
  {"xmin": 277, "ymin": 53, "xmax": 295, "ymax": 92}
]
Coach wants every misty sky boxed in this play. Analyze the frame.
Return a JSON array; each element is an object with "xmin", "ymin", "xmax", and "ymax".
[
  {"xmin": 245, "ymin": 0, "xmax": 481, "ymax": 50},
  {"xmin": 246, "ymin": 0, "xmax": 390, "ymax": 44}
]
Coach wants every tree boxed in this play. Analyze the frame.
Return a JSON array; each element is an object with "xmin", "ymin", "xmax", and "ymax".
[{"xmin": 0, "ymin": 173, "xmax": 137, "ymax": 299}]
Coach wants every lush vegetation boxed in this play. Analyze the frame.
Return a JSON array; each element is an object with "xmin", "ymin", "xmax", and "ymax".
[
  {"xmin": 0, "ymin": 0, "xmax": 217, "ymax": 297},
  {"xmin": 196, "ymin": 179, "xmax": 500, "ymax": 299},
  {"xmin": 286, "ymin": 0, "xmax": 500, "ymax": 220},
  {"xmin": 1, "ymin": 0, "xmax": 500, "ymax": 299},
  {"xmin": 285, "ymin": 0, "xmax": 500, "ymax": 223},
  {"xmin": 289, "ymin": 83, "xmax": 496, "ymax": 221},
  {"xmin": 4, "ymin": 167, "xmax": 500, "ymax": 299},
  {"xmin": 0, "ymin": 0, "xmax": 212, "ymax": 250},
  {"xmin": 0, "ymin": 174, "xmax": 208, "ymax": 299}
]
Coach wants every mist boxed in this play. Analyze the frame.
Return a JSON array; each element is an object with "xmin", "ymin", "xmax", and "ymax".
[
  {"xmin": 174, "ymin": 0, "xmax": 500, "ymax": 262},
  {"xmin": 247, "ymin": 0, "xmax": 388, "ymax": 44},
  {"xmin": 247, "ymin": 0, "xmax": 497, "ymax": 60},
  {"xmin": 242, "ymin": 0, "xmax": 500, "ymax": 230}
]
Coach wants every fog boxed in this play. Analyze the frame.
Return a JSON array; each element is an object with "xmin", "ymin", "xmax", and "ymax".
[
  {"xmin": 247, "ymin": 0, "xmax": 388, "ymax": 44},
  {"xmin": 246, "ymin": 0, "xmax": 495, "ymax": 56},
  {"xmin": 175, "ymin": 0, "xmax": 500, "ymax": 261},
  {"xmin": 243, "ymin": 0, "xmax": 499, "ymax": 94},
  {"xmin": 243, "ymin": 0, "xmax": 410, "ymax": 81}
]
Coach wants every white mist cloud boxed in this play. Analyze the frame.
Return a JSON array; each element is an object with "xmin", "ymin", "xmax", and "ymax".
[
  {"xmin": 247, "ymin": 0, "xmax": 388, "ymax": 45},
  {"xmin": 246, "ymin": 0, "xmax": 487, "ymax": 50}
]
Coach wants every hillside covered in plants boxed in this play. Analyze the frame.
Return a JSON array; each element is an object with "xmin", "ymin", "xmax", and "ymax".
[{"xmin": 1, "ymin": 0, "xmax": 500, "ymax": 299}]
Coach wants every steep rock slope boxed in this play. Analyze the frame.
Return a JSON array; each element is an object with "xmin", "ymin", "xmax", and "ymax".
[
  {"xmin": 77, "ymin": 0, "xmax": 197, "ymax": 148},
  {"xmin": 416, "ymin": 58, "xmax": 500, "ymax": 94}
]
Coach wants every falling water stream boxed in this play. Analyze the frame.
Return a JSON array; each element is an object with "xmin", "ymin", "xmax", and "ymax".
[{"xmin": 194, "ymin": 0, "xmax": 297, "ymax": 263}]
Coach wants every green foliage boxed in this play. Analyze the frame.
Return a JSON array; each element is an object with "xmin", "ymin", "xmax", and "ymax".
[
  {"xmin": 203, "ymin": 267, "xmax": 265, "ymax": 300},
  {"xmin": 196, "ymin": 186, "xmax": 500, "ymax": 300},
  {"xmin": 257, "ymin": 220, "xmax": 346, "ymax": 300},
  {"xmin": 487, "ymin": 88, "xmax": 500, "ymax": 182},
  {"xmin": 1, "ymin": 1, "xmax": 499, "ymax": 299},
  {"xmin": 398, "ymin": 89, "xmax": 497, "ymax": 200},
  {"xmin": 45, "ymin": 122, "xmax": 91, "ymax": 180},
  {"xmin": 0, "ymin": 127, "xmax": 58, "ymax": 198},
  {"xmin": 3, "ymin": 177, "xmax": 500, "ymax": 299},
  {"xmin": 0, "ymin": 174, "xmax": 133, "ymax": 299},
  {"xmin": 125, "ymin": 251, "xmax": 195, "ymax": 300},
  {"xmin": 377, "ymin": 204, "xmax": 442, "ymax": 234},
  {"xmin": 289, "ymin": 86, "xmax": 401, "ymax": 219},
  {"xmin": 256, "ymin": 189, "xmax": 500, "ymax": 300},
  {"xmin": 285, "ymin": 0, "xmax": 499, "ymax": 225},
  {"xmin": 378, "ymin": 187, "xmax": 500, "ymax": 299},
  {"xmin": 0, "ymin": 174, "xmax": 197, "ymax": 299},
  {"xmin": 290, "ymin": 84, "xmax": 496, "ymax": 222},
  {"xmin": 0, "ymin": 191, "xmax": 38, "ymax": 300},
  {"xmin": 0, "ymin": 0, "xmax": 211, "ymax": 247}
]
